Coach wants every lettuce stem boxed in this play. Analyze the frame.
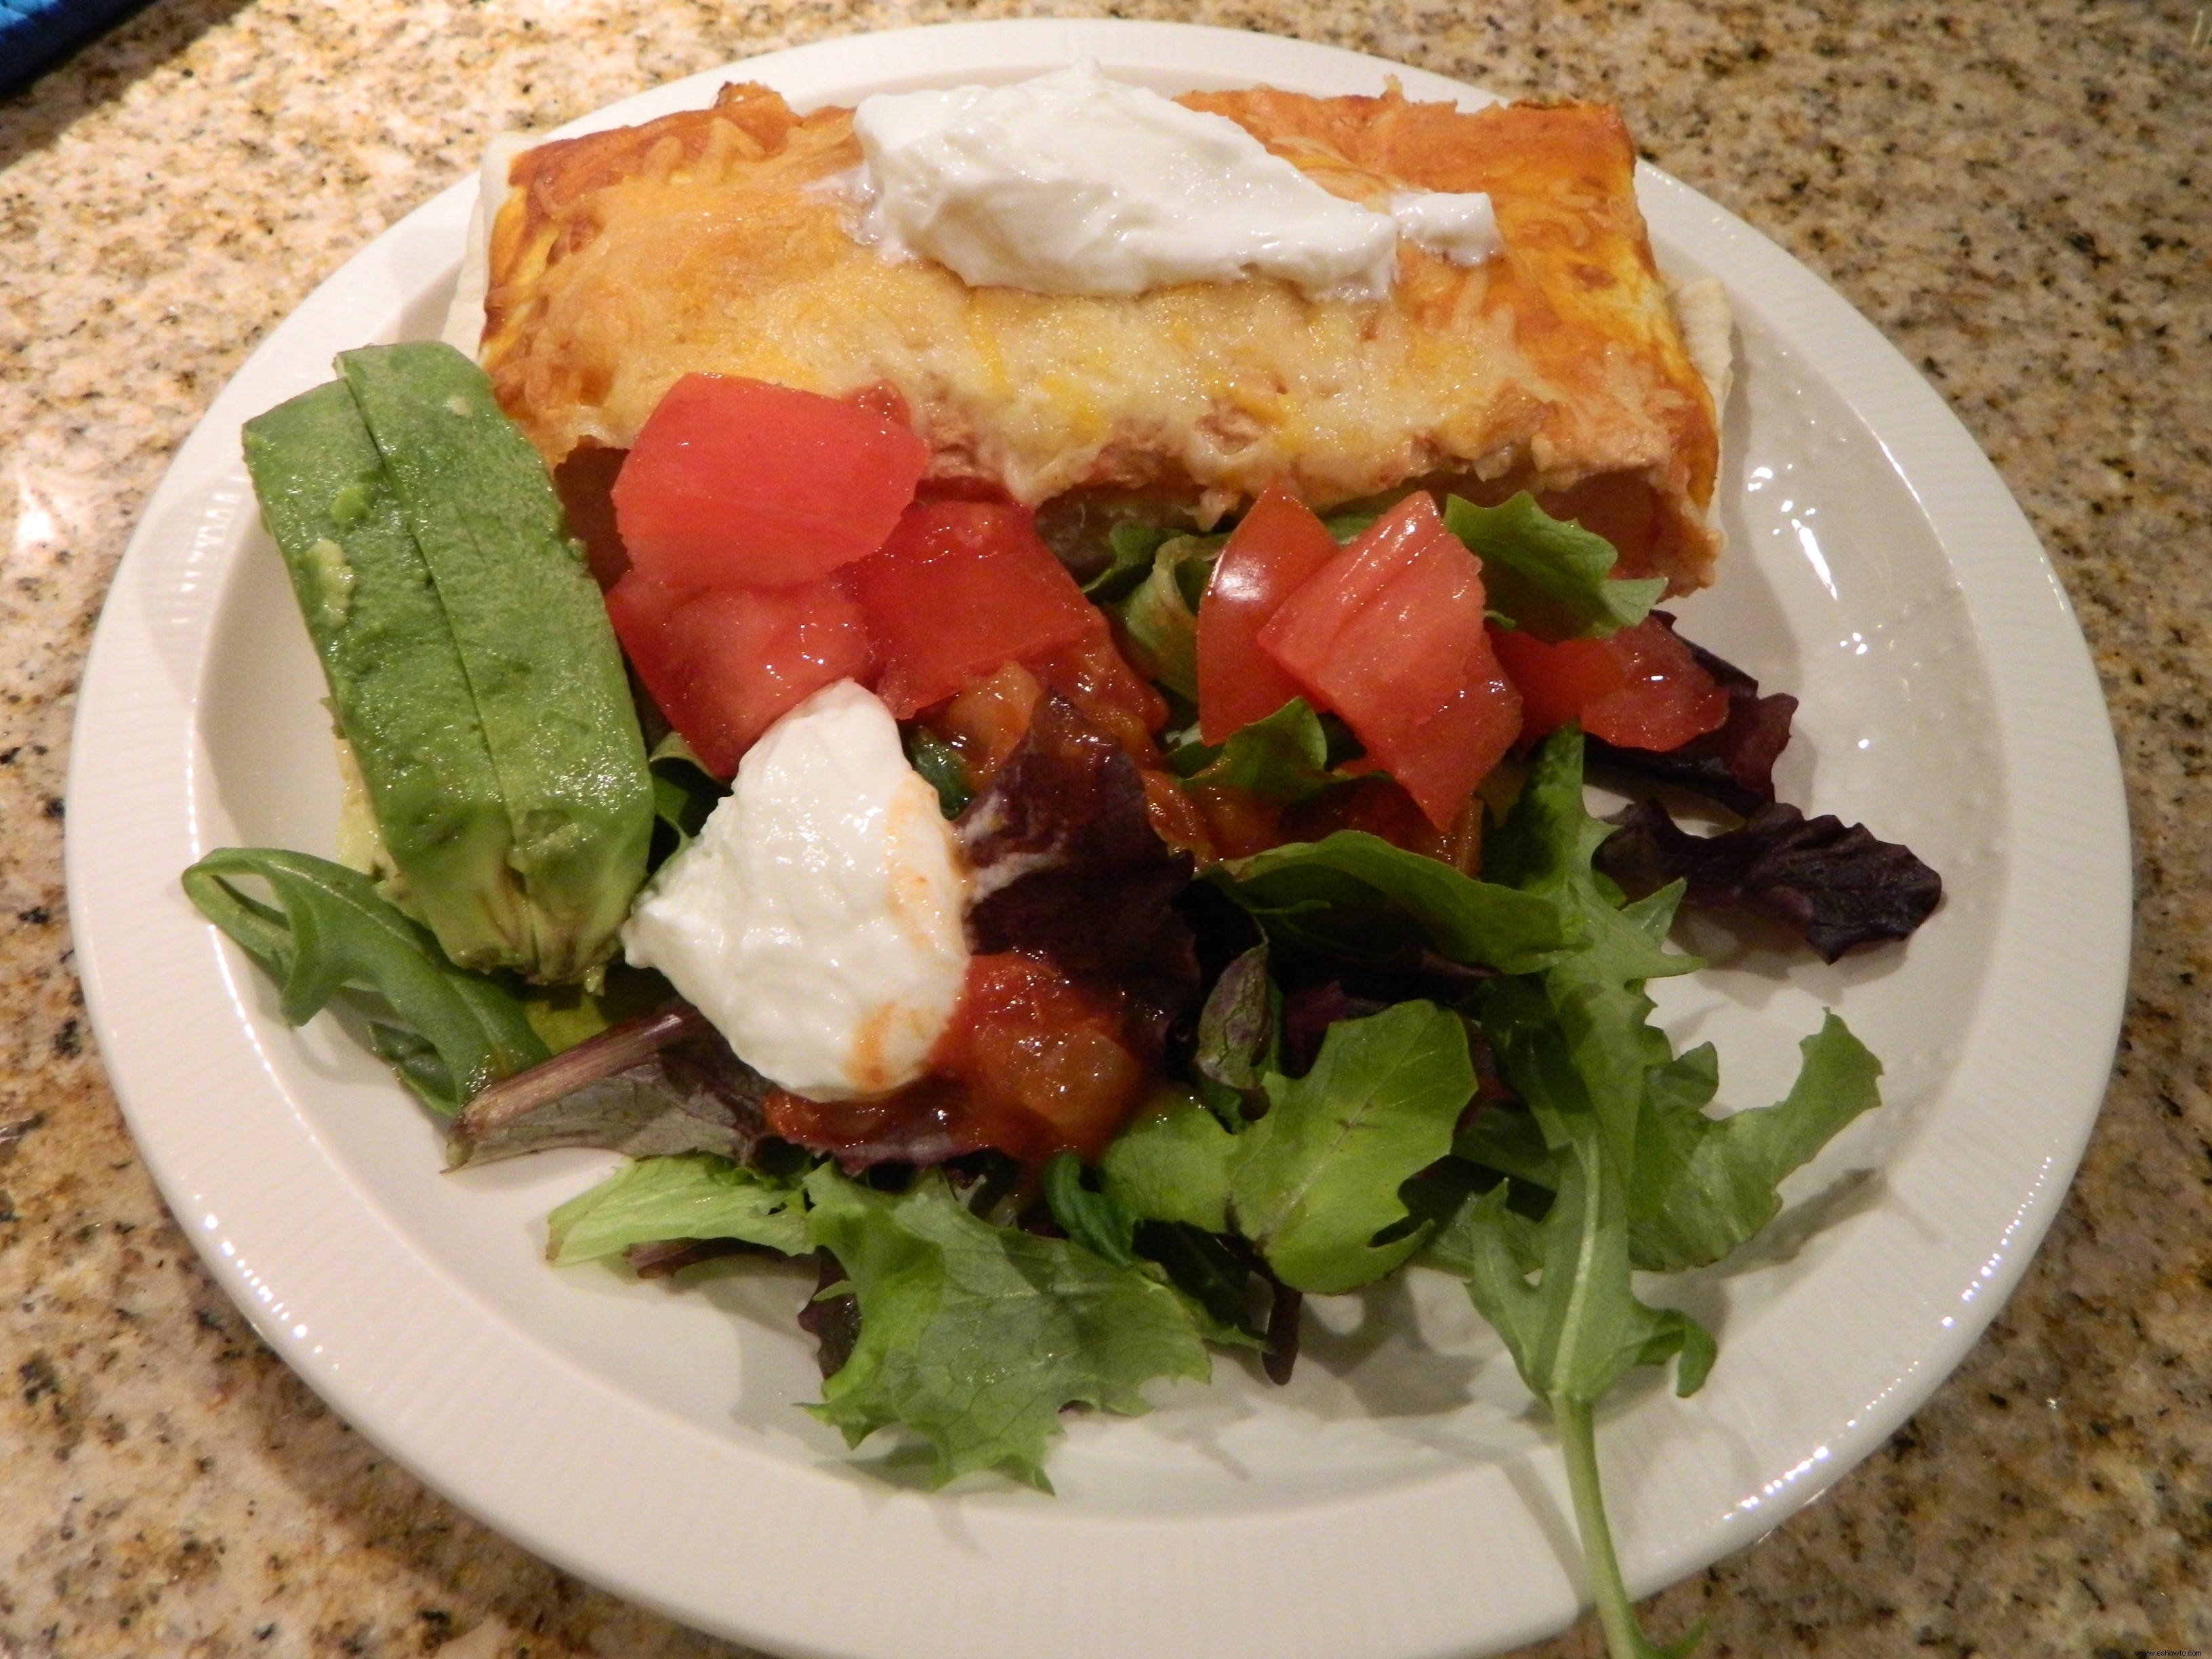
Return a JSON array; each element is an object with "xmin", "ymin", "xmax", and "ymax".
[{"xmin": 1555, "ymin": 1393, "xmax": 1698, "ymax": 1659}]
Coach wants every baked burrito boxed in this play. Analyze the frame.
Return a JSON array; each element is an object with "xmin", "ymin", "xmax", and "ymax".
[{"xmin": 476, "ymin": 81, "xmax": 1727, "ymax": 593}]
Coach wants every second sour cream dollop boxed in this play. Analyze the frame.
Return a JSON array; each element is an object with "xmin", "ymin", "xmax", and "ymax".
[
  {"xmin": 621, "ymin": 680, "xmax": 970, "ymax": 1102},
  {"xmin": 850, "ymin": 63, "xmax": 1500, "ymax": 300}
]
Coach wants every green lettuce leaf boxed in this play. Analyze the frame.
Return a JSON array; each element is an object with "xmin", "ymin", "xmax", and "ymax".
[
  {"xmin": 1443, "ymin": 493, "xmax": 1666, "ymax": 642},
  {"xmin": 1453, "ymin": 1103, "xmax": 1563, "ymax": 1190},
  {"xmin": 1486, "ymin": 729, "xmax": 1699, "ymax": 1170},
  {"xmin": 514, "ymin": 962, "xmax": 680, "ymax": 1056},
  {"xmin": 1136, "ymin": 1223, "xmax": 1269, "ymax": 1347},
  {"xmin": 645, "ymin": 729, "xmax": 726, "ymax": 866},
  {"xmin": 1084, "ymin": 520, "xmax": 1177, "ymax": 600},
  {"xmin": 182, "ymin": 846, "xmax": 547, "ymax": 1113},
  {"xmin": 1212, "ymin": 831, "xmax": 1570, "ymax": 975},
  {"xmin": 546, "ymin": 1153, "xmax": 808, "ymax": 1265},
  {"xmin": 1099, "ymin": 1088, "xmax": 1238, "ymax": 1233},
  {"xmin": 1629, "ymin": 1014, "xmax": 1882, "ymax": 1271},
  {"xmin": 1166, "ymin": 698, "xmax": 1345, "ymax": 803},
  {"xmin": 1046, "ymin": 1149, "xmax": 1269, "ymax": 1349},
  {"xmin": 902, "ymin": 725, "xmax": 973, "ymax": 817},
  {"xmin": 802, "ymin": 1166, "xmax": 1210, "ymax": 1490},
  {"xmin": 1116, "ymin": 534, "xmax": 1221, "ymax": 700},
  {"xmin": 1454, "ymin": 728, "xmax": 1887, "ymax": 1659},
  {"xmin": 1228, "ymin": 1001, "xmax": 1475, "ymax": 1294},
  {"xmin": 1458, "ymin": 996, "xmax": 1715, "ymax": 1659},
  {"xmin": 1042, "ymin": 1151, "xmax": 1139, "ymax": 1267}
]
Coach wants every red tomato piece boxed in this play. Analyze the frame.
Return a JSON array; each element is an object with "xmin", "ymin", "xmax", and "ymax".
[
  {"xmin": 1032, "ymin": 623, "xmax": 1169, "ymax": 764},
  {"xmin": 850, "ymin": 501, "xmax": 1099, "ymax": 718},
  {"xmin": 932, "ymin": 953, "xmax": 1152, "ymax": 1163},
  {"xmin": 611, "ymin": 375, "xmax": 929, "ymax": 589},
  {"xmin": 604, "ymin": 573, "xmax": 873, "ymax": 777},
  {"xmin": 760, "ymin": 952, "xmax": 1151, "ymax": 1166},
  {"xmin": 1258, "ymin": 493, "xmax": 1522, "ymax": 830},
  {"xmin": 1580, "ymin": 618, "xmax": 1731, "ymax": 751},
  {"xmin": 1489, "ymin": 627, "xmax": 1631, "ymax": 739},
  {"xmin": 1195, "ymin": 480, "xmax": 1345, "ymax": 743}
]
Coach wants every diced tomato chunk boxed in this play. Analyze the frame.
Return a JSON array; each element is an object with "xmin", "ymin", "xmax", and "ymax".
[
  {"xmin": 1579, "ymin": 618, "xmax": 1729, "ymax": 751},
  {"xmin": 611, "ymin": 375, "xmax": 928, "ymax": 589},
  {"xmin": 1187, "ymin": 783, "xmax": 1282, "ymax": 861},
  {"xmin": 1489, "ymin": 628, "xmax": 1631, "ymax": 739},
  {"xmin": 850, "ymin": 501, "xmax": 1099, "ymax": 718},
  {"xmin": 1488, "ymin": 617, "xmax": 1727, "ymax": 750},
  {"xmin": 1032, "ymin": 623, "xmax": 1168, "ymax": 764},
  {"xmin": 604, "ymin": 572, "xmax": 872, "ymax": 777},
  {"xmin": 1141, "ymin": 770, "xmax": 1221, "ymax": 863},
  {"xmin": 1196, "ymin": 479, "xmax": 1345, "ymax": 743},
  {"xmin": 931, "ymin": 953, "xmax": 1153, "ymax": 1163},
  {"xmin": 928, "ymin": 661, "xmax": 1046, "ymax": 787},
  {"xmin": 1257, "ymin": 493, "xmax": 1522, "ymax": 830},
  {"xmin": 760, "ymin": 953, "xmax": 1151, "ymax": 1166}
]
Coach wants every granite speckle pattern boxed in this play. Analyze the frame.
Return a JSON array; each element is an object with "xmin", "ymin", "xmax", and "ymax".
[{"xmin": 2, "ymin": 3, "xmax": 2207, "ymax": 1656}]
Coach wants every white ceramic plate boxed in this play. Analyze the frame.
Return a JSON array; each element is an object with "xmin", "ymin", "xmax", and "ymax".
[{"xmin": 66, "ymin": 20, "xmax": 2130, "ymax": 1659}]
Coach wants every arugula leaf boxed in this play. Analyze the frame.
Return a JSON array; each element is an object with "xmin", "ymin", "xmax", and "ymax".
[
  {"xmin": 1190, "ymin": 945, "xmax": 1278, "ymax": 1122},
  {"xmin": 1212, "ymin": 831, "xmax": 1570, "ymax": 975},
  {"xmin": 1456, "ymin": 729, "xmax": 1887, "ymax": 1659},
  {"xmin": 1461, "ymin": 1136, "xmax": 1714, "ymax": 1659},
  {"xmin": 1399, "ymin": 1155, "xmax": 1500, "ymax": 1275},
  {"xmin": 1443, "ymin": 493, "xmax": 1665, "ymax": 642},
  {"xmin": 1084, "ymin": 520, "xmax": 1175, "ymax": 600},
  {"xmin": 1166, "ymin": 697, "xmax": 1346, "ymax": 803},
  {"xmin": 1228, "ymin": 1001, "xmax": 1475, "ymax": 1294},
  {"xmin": 183, "ymin": 846, "xmax": 546, "ymax": 1113},
  {"xmin": 1454, "ymin": 1103, "xmax": 1563, "ymax": 1191},
  {"xmin": 1099, "ymin": 1088, "xmax": 1238, "ymax": 1233},
  {"xmin": 1116, "ymin": 534, "xmax": 1221, "ymax": 700},
  {"xmin": 802, "ymin": 1166, "xmax": 1210, "ymax": 1490},
  {"xmin": 1460, "ymin": 994, "xmax": 1715, "ymax": 1659},
  {"xmin": 1042, "ymin": 1151, "xmax": 1139, "ymax": 1267},
  {"xmin": 1629, "ymin": 1014, "xmax": 1882, "ymax": 1271},
  {"xmin": 546, "ymin": 1153, "xmax": 807, "ymax": 1266},
  {"xmin": 1488, "ymin": 730, "xmax": 1699, "ymax": 1170}
]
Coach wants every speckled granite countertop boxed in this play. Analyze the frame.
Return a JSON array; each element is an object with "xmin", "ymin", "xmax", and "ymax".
[{"xmin": 1, "ymin": 3, "xmax": 2205, "ymax": 1655}]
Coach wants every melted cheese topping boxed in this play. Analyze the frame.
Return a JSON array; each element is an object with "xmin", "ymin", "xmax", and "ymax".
[{"xmin": 481, "ymin": 81, "xmax": 1723, "ymax": 590}]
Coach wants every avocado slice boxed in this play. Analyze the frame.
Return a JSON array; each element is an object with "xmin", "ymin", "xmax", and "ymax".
[
  {"xmin": 243, "ymin": 344, "xmax": 653, "ymax": 982},
  {"xmin": 243, "ymin": 380, "xmax": 525, "ymax": 971}
]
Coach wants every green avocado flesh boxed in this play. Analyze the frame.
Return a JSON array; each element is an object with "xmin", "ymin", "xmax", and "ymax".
[{"xmin": 242, "ymin": 343, "xmax": 651, "ymax": 983}]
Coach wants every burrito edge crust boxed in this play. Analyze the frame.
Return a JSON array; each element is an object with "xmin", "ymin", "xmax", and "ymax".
[{"xmin": 480, "ymin": 81, "xmax": 1724, "ymax": 593}]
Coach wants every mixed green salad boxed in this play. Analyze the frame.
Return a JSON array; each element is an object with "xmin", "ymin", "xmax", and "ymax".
[{"xmin": 189, "ymin": 340, "xmax": 1939, "ymax": 1658}]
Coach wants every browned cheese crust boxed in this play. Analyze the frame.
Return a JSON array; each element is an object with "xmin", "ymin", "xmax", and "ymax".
[{"xmin": 481, "ymin": 82, "xmax": 1722, "ymax": 592}]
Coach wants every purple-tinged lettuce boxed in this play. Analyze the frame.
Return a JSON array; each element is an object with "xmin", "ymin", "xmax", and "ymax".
[{"xmin": 1595, "ymin": 798, "xmax": 1943, "ymax": 962}]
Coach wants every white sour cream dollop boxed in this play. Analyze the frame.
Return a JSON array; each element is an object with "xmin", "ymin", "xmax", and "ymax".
[
  {"xmin": 621, "ymin": 681, "xmax": 970, "ymax": 1101},
  {"xmin": 849, "ymin": 63, "xmax": 1500, "ymax": 301}
]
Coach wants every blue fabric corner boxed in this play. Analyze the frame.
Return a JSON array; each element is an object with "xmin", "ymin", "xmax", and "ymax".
[{"xmin": 3, "ymin": 0, "xmax": 153, "ymax": 95}]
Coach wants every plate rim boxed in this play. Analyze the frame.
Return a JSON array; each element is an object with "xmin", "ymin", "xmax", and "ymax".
[{"xmin": 64, "ymin": 19, "xmax": 2132, "ymax": 1659}]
